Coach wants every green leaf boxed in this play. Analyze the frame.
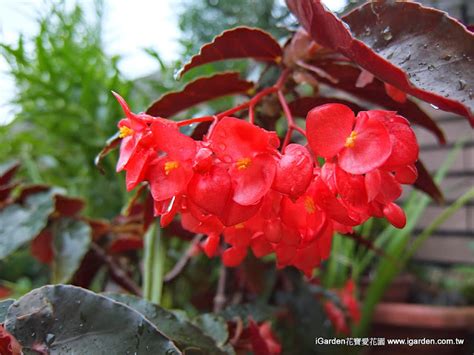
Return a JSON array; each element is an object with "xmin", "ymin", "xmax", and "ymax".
[
  {"xmin": 4, "ymin": 285, "xmax": 181, "ymax": 354},
  {"xmin": 193, "ymin": 313, "xmax": 229, "ymax": 347},
  {"xmin": 0, "ymin": 191, "xmax": 55, "ymax": 259},
  {"xmin": 106, "ymin": 293, "xmax": 227, "ymax": 354},
  {"xmin": 0, "ymin": 299, "xmax": 14, "ymax": 322},
  {"xmin": 51, "ymin": 218, "xmax": 92, "ymax": 284}
]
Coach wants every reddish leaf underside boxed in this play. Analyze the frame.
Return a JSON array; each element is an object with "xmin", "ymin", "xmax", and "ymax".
[
  {"xmin": 54, "ymin": 195, "xmax": 85, "ymax": 217},
  {"xmin": 146, "ymin": 72, "xmax": 254, "ymax": 117},
  {"xmin": 0, "ymin": 162, "xmax": 20, "ymax": 186},
  {"xmin": 414, "ymin": 160, "xmax": 443, "ymax": 203},
  {"xmin": 178, "ymin": 26, "xmax": 283, "ymax": 77},
  {"xmin": 286, "ymin": 0, "xmax": 474, "ymax": 124}
]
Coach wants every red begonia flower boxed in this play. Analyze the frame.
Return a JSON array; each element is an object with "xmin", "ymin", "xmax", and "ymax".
[
  {"xmin": 306, "ymin": 104, "xmax": 392, "ymax": 174},
  {"xmin": 147, "ymin": 122, "xmax": 197, "ymax": 202},
  {"xmin": 222, "ymin": 245, "xmax": 247, "ymax": 267},
  {"xmin": 114, "ymin": 92, "xmax": 173, "ymax": 190},
  {"xmin": 368, "ymin": 111, "xmax": 419, "ymax": 170},
  {"xmin": 273, "ymin": 144, "xmax": 314, "ymax": 200},
  {"xmin": 383, "ymin": 202, "xmax": 406, "ymax": 228},
  {"xmin": 209, "ymin": 117, "xmax": 278, "ymax": 205}
]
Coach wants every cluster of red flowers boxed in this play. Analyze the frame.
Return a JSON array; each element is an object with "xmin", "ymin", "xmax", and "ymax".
[{"xmin": 114, "ymin": 93, "xmax": 418, "ymax": 276}]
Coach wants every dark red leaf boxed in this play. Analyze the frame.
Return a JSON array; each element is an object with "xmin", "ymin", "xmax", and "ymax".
[
  {"xmin": 146, "ymin": 72, "xmax": 254, "ymax": 117},
  {"xmin": 414, "ymin": 160, "xmax": 443, "ymax": 203},
  {"xmin": 178, "ymin": 27, "xmax": 282, "ymax": 77},
  {"xmin": 30, "ymin": 228, "xmax": 54, "ymax": 264},
  {"xmin": 0, "ymin": 161, "xmax": 20, "ymax": 187},
  {"xmin": 54, "ymin": 195, "xmax": 85, "ymax": 217},
  {"xmin": 287, "ymin": 0, "xmax": 474, "ymax": 124},
  {"xmin": 16, "ymin": 185, "xmax": 50, "ymax": 204},
  {"xmin": 312, "ymin": 63, "xmax": 446, "ymax": 144},
  {"xmin": 95, "ymin": 132, "xmax": 121, "ymax": 174},
  {"xmin": 108, "ymin": 234, "xmax": 143, "ymax": 254},
  {"xmin": 0, "ymin": 183, "xmax": 18, "ymax": 204},
  {"xmin": 85, "ymin": 218, "xmax": 111, "ymax": 240},
  {"xmin": 288, "ymin": 96, "xmax": 366, "ymax": 118}
]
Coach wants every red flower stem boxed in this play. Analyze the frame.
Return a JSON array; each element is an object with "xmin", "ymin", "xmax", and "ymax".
[
  {"xmin": 176, "ymin": 69, "xmax": 291, "ymax": 127},
  {"xmin": 249, "ymin": 103, "xmax": 255, "ymax": 124},
  {"xmin": 176, "ymin": 115, "xmax": 215, "ymax": 127},
  {"xmin": 278, "ymin": 89, "xmax": 305, "ymax": 150}
]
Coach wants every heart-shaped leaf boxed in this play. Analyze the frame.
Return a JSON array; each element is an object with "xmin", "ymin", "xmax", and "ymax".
[
  {"xmin": 147, "ymin": 72, "xmax": 254, "ymax": 117},
  {"xmin": 51, "ymin": 218, "xmax": 92, "ymax": 284},
  {"xmin": 414, "ymin": 160, "xmax": 443, "ymax": 203},
  {"xmin": 0, "ymin": 161, "xmax": 20, "ymax": 187},
  {"xmin": 0, "ymin": 190, "xmax": 55, "ymax": 259},
  {"xmin": 106, "ymin": 293, "xmax": 227, "ymax": 354},
  {"xmin": 4, "ymin": 285, "xmax": 181, "ymax": 354},
  {"xmin": 287, "ymin": 0, "xmax": 474, "ymax": 124},
  {"xmin": 178, "ymin": 27, "xmax": 282, "ymax": 77}
]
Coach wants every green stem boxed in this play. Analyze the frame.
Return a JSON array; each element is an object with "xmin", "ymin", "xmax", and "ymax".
[{"xmin": 143, "ymin": 220, "xmax": 165, "ymax": 304}]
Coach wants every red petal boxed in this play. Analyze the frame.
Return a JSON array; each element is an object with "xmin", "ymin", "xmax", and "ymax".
[
  {"xmin": 188, "ymin": 165, "xmax": 232, "ymax": 215},
  {"xmin": 339, "ymin": 112, "xmax": 392, "ymax": 174},
  {"xmin": 394, "ymin": 164, "xmax": 418, "ymax": 184},
  {"xmin": 201, "ymin": 234, "xmax": 220, "ymax": 257},
  {"xmin": 275, "ymin": 244, "xmax": 297, "ymax": 266},
  {"xmin": 222, "ymin": 246, "xmax": 247, "ymax": 267},
  {"xmin": 335, "ymin": 166, "xmax": 368, "ymax": 210},
  {"xmin": 292, "ymin": 241, "xmax": 320, "ymax": 275},
  {"xmin": 124, "ymin": 147, "xmax": 155, "ymax": 191},
  {"xmin": 152, "ymin": 121, "xmax": 196, "ymax": 161},
  {"xmin": 231, "ymin": 154, "xmax": 276, "ymax": 206},
  {"xmin": 251, "ymin": 233, "xmax": 274, "ymax": 258},
  {"xmin": 264, "ymin": 219, "xmax": 283, "ymax": 243},
  {"xmin": 312, "ymin": 178, "xmax": 358, "ymax": 226},
  {"xmin": 306, "ymin": 104, "xmax": 355, "ymax": 159},
  {"xmin": 376, "ymin": 171, "xmax": 402, "ymax": 204},
  {"xmin": 273, "ymin": 144, "xmax": 314, "ymax": 199},
  {"xmin": 148, "ymin": 158, "xmax": 192, "ymax": 201},
  {"xmin": 224, "ymin": 226, "xmax": 253, "ymax": 248},
  {"xmin": 383, "ymin": 202, "xmax": 406, "ymax": 228},
  {"xmin": 381, "ymin": 120, "xmax": 419, "ymax": 169},
  {"xmin": 210, "ymin": 117, "xmax": 278, "ymax": 160},
  {"xmin": 365, "ymin": 169, "xmax": 381, "ymax": 202},
  {"xmin": 218, "ymin": 198, "xmax": 262, "ymax": 227}
]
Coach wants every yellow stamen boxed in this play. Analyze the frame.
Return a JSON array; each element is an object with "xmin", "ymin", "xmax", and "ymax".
[
  {"xmin": 119, "ymin": 126, "xmax": 134, "ymax": 138},
  {"xmin": 344, "ymin": 131, "xmax": 358, "ymax": 148},
  {"xmin": 304, "ymin": 196, "xmax": 316, "ymax": 214},
  {"xmin": 164, "ymin": 161, "xmax": 179, "ymax": 175},
  {"xmin": 236, "ymin": 157, "xmax": 252, "ymax": 170},
  {"xmin": 234, "ymin": 223, "xmax": 245, "ymax": 229}
]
